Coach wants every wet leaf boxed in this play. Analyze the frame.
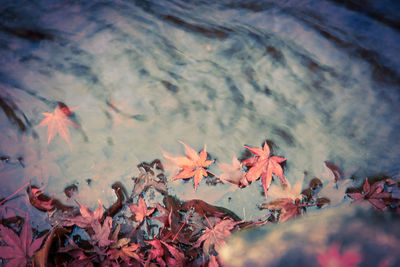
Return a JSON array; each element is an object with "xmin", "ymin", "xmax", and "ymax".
[
  {"xmin": 316, "ymin": 197, "xmax": 331, "ymax": 208},
  {"xmin": 195, "ymin": 217, "xmax": 239, "ymax": 256},
  {"xmin": 91, "ymin": 216, "xmax": 112, "ymax": 247},
  {"xmin": 38, "ymin": 106, "xmax": 75, "ymax": 147},
  {"xmin": 62, "ymin": 200, "xmax": 103, "ymax": 228},
  {"xmin": 267, "ymin": 198, "xmax": 302, "ymax": 223},
  {"xmin": 145, "ymin": 238, "xmax": 186, "ymax": 266},
  {"xmin": 27, "ymin": 185, "xmax": 54, "ymax": 212},
  {"xmin": 217, "ymin": 156, "xmax": 248, "ymax": 187},
  {"xmin": 347, "ymin": 178, "xmax": 391, "ymax": 211},
  {"xmin": 163, "ymin": 141, "xmax": 214, "ymax": 190},
  {"xmin": 243, "ymin": 142, "xmax": 287, "ymax": 200},
  {"xmin": 0, "ymin": 213, "xmax": 46, "ymax": 266},
  {"xmin": 129, "ymin": 196, "xmax": 155, "ymax": 223}
]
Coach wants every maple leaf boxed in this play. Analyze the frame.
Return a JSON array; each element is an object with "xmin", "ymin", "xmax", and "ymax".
[
  {"xmin": 267, "ymin": 198, "xmax": 302, "ymax": 223},
  {"xmin": 132, "ymin": 166, "xmax": 167, "ymax": 196},
  {"xmin": 38, "ymin": 106, "xmax": 74, "ymax": 147},
  {"xmin": 217, "ymin": 156, "xmax": 248, "ymax": 187},
  {"xmin": 243, "ymin": 142, "xmax": 288, "ymax": 200},
  {"xmin": 152, "ymin": 203, "xmax": 172, "ymax": 227},
  {"xmin": 0, "ymin": 213, "xmax": 46, "ymax": 266},
  {"xmin": 195, "ymin": 217, "xmax": 239, "ymax": 256},
  {"xmin": 107, "ymin": 223, "xmax": 142, "ymax": 264},
  {"xmin": 268, "ymin": 182, "xmax": 303, "ymax": 201},
  {"xmin": 317, "ymin": 243, "xmax": 362, "ymax": 267},
  {"xmin": 146, "ymin": 238, "xmax": 184, "ymax": 267},
  {"xmin": 347, "ymin": 178, "xmax": 391, "ymax": 211},
  {"xmin": 91, "ymin": 216, "xmax": 113, "ymax": 247},
  {"xmin": 163, "ymin": 141, "xmax": 214, "ymax": 190},
  {"xmin": 129, "ymin": 196, "xmax": 155, "ymax": 223},
  {"xmin": 62, "ymin": 200, "xmax": 103, "ymax": 228}
]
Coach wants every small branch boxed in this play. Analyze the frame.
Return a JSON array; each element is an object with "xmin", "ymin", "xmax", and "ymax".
[
  {"xmin": 172, "ymin": 210, "xmax": 193, "ymax": 242},
  {"xmin": 0, "ymin": 182, "xmax": 31, "ymax": 205}
]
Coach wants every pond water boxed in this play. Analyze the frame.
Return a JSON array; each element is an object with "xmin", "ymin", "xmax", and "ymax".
[{"xmin": 0, "ymin": 0, "xmax": 399, "ymax": 228}]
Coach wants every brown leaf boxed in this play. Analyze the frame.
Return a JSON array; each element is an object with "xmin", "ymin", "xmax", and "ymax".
[{"xmin": 316, "ymin": 197, "xmax": 331, "ymax": 208}]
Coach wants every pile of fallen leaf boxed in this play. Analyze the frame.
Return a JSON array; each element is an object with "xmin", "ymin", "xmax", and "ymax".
[{"xmin": 0, "ymin": 105, "xmax": 399, "ymax": 266}]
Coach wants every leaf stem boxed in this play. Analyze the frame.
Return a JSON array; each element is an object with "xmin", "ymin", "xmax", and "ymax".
[
  {"xmin": 0, "ymin": 182, "xmax": 31, "ymax": 206},
  {"xmin": 172, "ymin": 210, "xmax": 193, "ymax": 242}
]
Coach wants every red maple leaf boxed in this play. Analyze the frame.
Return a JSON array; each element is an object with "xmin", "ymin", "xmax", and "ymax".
[
  {"xmin": 0, "ymin": 213, "xmax": 47, "ymax": 266},
  {"xmin": 163, "ymin": 141, "xmax": 214, "ymax": 190},
  {"xmin": 107, "ymin": 223, "xmax": 142, "ymax": 264},
  {"xmin": 317, "ymin": 243, "xmax": 362, "ymax": 267},
  {"xmin": 107, "ymin": 241, "xmax": 142, "ymax": 264},
  {"xmin": 62, "ymin": 200, "xmax": 103, "ymax": 228},
  {"xmin": 145, "ymin": 238, "xmax": 185, "ymax": 267},
  {"xmin": 243, "ymin": 142, "xmax": 288, "ymax": 200},
  {"xmin": 129, "ymin": 196, "xmax": 155, "ymax": 223},
  {"xmin": 194, "ymin": 217, "xmax": 239, "ymax": 256},
  {"xmin": 267, "ymin": 198, "xmax": 302, "ymax": 223},
  {"xmin": 91, "ymin": 216, "xmax": 113, "ymax": 247},
  {"xmin": 217, "ymin": 156, "xmax": 248, "ymax": 187},
  {"xmin": 38, "ymin": 106, "xmax": 75, "ymax": 147},
  {"xmin": 347, "ymin": 178, "xmax": 391, "ymax": 211}
]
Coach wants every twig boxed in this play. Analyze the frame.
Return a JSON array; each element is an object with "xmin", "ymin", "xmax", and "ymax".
[
  {"xmin": 0, "ymin": 182, "xmax": 31, "ymax": 206},
  {"xmin": 172, "ymin": 210, "xmax": 193, "ymax": 242}
]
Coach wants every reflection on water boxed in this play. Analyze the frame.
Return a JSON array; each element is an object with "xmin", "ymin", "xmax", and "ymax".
[{"xmin": 0, "ymin": 0, "xmax": 399, "ymax": 226}]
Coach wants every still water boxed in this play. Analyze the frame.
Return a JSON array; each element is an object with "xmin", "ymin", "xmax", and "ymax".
[{"xmin": 0, "ymin": 0, "xmax": 399, "ymax": 227}]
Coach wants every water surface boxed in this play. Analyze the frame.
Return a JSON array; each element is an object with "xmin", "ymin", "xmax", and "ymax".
[{"xmin": 0, "ymin": 0, "xmax": 399, "ymax": 226}]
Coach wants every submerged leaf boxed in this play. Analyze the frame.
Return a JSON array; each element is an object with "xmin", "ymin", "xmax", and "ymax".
[{"xmin": 38, "ymin": 106, "xmax": 75, "ymax": 147}]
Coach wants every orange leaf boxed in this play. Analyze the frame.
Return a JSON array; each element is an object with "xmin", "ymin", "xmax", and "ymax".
[{"xmin": 163, "ymin": 142, "xmax": 214, "ymax": 190}]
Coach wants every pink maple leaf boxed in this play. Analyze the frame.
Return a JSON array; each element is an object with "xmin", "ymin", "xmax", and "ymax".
[
  {"xmin": 218, "ymin": 156, "xmax": 248, "ymax": 187},
  {"xmin": 243, "ymin": 142, "xmax": 288, "ymax": 200},
  {"xmin": 0, "ymin": 213, "xmax": 46, "ymax": 266},
  {"xmin": 62, "ymin": 200, "xmax": 103, "ymax": 228},
  {"xmin": 38, "ymin": 106, "xmax": 75, "ymax": 147}
]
